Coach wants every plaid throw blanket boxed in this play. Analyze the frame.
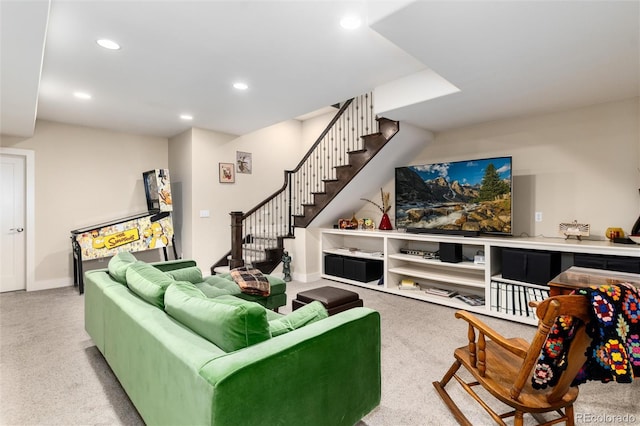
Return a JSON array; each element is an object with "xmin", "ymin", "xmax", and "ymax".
[
  {"xmin": 532, "ymin": 283, "xmax": 640, "ymax": 389},
  {"xmin": 229, "ymin": 266, "xmax": 271, "ymax": 297}
]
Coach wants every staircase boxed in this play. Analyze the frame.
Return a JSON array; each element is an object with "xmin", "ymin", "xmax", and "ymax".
[
  {"xmin": 294, "ymin": 116, "xmax": 399, "ymax": 228},
  {"xmin": 211, "ymin": 93, "xmax": 399, "ymax": 275}
]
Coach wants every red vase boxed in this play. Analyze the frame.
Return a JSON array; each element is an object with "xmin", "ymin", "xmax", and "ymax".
[{"xmin": 379, "ymin": 213, "xmax": 393, "ymax": 230}]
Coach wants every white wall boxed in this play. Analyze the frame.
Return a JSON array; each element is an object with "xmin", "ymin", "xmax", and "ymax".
[
  {"xmin": 0, "ymin": 120, "xmax": 168, "ymax": 289},
  {"xmin": 300, "ymin": 111, "xmax": 335, "ymax": 147},
  {"xmin": 176, "ymin": 120, "xmax": 307, "ymax": 270},
  {"xmin": 356, "ymin": 97, "xmax": 640, "ymax": 240},
  {"xmin": 0, "ymin": 112, "xmax": 339, "ymax": 288},
  {"xmin": 421, "ymin": 98, "xmax": 639, "ymax": 239},
  {"xmin": 168, "ymin": 128, "xmax": 193, "ymax": 259}
]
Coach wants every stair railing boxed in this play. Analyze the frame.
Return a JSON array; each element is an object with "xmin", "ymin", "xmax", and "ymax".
[{"xmin": 227, "ymin": 92, "xmax": 376, "ymax": 269}]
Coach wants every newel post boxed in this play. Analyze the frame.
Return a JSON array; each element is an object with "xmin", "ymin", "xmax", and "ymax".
[{"xmin": 229, "ymin": 211, "xmax": 244, "ymax": 269}]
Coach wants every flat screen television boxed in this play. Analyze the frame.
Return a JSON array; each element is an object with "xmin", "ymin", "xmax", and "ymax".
[{"xmin": 395, "ymin": 156, "xmax": 512, "ymax": 236}]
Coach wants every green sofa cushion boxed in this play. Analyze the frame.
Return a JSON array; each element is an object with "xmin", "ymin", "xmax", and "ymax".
[
  {"xmin": 268, "ymin": 301, "xmax": 328, "ymax": 337},
  {"xmin": 164, "ymin": 283, "xmax": 271, "ymax": 352},
  {"xmin": 108, "ymin": 251, "xmax": 137, "ymax": 284},
  {"xmin": 165, "ymin": 266, "xmax": 203, "ymax": 283},
  {"xmin": 199, "ymin": 275, "xmax": 241, "ymax": 297},
  {"xmin": 126, "ymin": 261, "xmax": 176, "ymax": 308}
]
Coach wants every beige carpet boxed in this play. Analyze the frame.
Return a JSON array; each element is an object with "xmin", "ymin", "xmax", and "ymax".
[{"xmin": 1, "ymin": 280, "xmax": 638, "ymax": 425}]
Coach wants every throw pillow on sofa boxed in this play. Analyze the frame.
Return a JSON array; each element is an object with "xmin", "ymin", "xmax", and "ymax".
[
  {"xmin": 108, "ymin": 251, "xmax": 137, "ymax": 284},
  {"xmin": 164, "ymin": 266, "xmax": 203, "ymax": 283},
  {"xmin": 229, "ymin": 266, "xmax": 270, "ymax": 296},
  {"xmin": 268, "ymin": 301, "xmax": 328, "ymax": 337},
  {"xmin": 219, "ymin": 272, "xmax": 285, "ymax": 291},
  {"xmin": 164, "ymin": 282, "xmax": 271, "ymax": 352},
  {"xmin": 126, "ymin": 261, "xmax": 176, "ymax": 308}
]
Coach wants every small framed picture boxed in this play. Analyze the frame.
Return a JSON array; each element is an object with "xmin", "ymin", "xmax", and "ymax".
[
  {"xmin": 219, "ymin": 162, "xmax": 235, "ymax": 183},
  {"xmin": 236, "ymin": 151, "xmax": 252, "ymax": 174}
]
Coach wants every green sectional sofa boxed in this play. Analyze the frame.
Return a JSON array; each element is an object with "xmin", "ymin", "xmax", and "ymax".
[
  {"xmin": 84, "ymin": 254, "xmax": 381, "ymax": 426},
  {"xmin": 151, "ymin": 259, "xmax": 287, "ymax": 311}
]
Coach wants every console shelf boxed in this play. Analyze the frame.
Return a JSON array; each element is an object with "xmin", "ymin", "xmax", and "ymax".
[
  {"xmin": 387, "ymin": 253, "xmax": 484, "ymax": 271},
  {"xmin": 323, "ymin": 248, "xmax": 383, "ymax": 260},
  {"xmin": 387, "ymin": 266, "xmax": 485, "ymax": 288},
  {"xmin": 319, "ymin": 228, "xmax": 640, "ymax": 325}
]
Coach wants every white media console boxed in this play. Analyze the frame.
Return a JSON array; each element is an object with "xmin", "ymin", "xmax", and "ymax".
[{"xmin": 319, "ymin": 228, "xmax": 640, "ymax": 325}]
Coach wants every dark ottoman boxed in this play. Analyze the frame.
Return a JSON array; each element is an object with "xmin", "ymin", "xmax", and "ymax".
[{"xmin": 292, "ymin": 286, "xmax": 363, "ymax": 316}]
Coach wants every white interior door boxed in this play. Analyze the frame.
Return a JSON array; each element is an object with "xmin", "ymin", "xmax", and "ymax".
[{"xmin": 1, "ymin": 154, "xmax": 26, "ymax": 292}]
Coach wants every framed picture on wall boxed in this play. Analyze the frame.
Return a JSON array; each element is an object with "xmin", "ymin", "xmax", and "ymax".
[
  {"xmin": 236, "ymin": 151, "xmax": 252, "ymax": 174},
  {"xmin": 219, "ymin": 163, "xmax": 235, "ymax": 183}
]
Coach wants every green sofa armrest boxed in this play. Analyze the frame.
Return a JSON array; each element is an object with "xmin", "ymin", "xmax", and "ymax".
[
  {"xmin": 84, "ymin": 269, "xmax": 123, "ymax": 353},
  {"xmin": 199, "ymin": 307, "xmax": 381, "ymax": 426}
]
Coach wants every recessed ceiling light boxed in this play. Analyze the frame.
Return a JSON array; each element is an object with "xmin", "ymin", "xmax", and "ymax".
[
  {"xmin": 96, "ymin": 39, "xmax": 121, "ymax": 50},
  {"xmin": 340, "ymin": 15, "xmax": 361, "ymax": 30},
  {"xmin": 233, "ymin": 82, "xmax": 249, "ymax": 90},
  {"xmin": 73, "ymin": 91, "xmax": 92, "ymax": 100},
  {"xmin": 180, "ymin": 114, "xmax": 193, "ymax": 120}
]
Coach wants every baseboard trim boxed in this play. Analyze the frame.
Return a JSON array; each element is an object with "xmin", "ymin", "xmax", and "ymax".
[{"xmin": 31, "ymin": 279, "xmax": 73, "ymax": 292}]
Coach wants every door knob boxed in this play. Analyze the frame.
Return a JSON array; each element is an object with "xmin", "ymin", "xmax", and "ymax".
[{"xmin": 10, "ymin": 228, "xmax": 24, "ymax": 232}]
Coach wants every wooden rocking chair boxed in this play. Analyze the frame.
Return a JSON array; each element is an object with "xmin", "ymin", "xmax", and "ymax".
[{"xmin": 433, "ymin": 295, "xmax": 592, "ymax": 426}]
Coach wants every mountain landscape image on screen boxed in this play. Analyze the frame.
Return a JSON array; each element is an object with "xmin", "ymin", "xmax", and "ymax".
[{"xmin": 395, "ymin": 157, "xmax": 512, "ymax": 235}]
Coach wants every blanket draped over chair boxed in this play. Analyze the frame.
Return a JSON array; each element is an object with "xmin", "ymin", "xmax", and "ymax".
[{"xmin": 533, "ymin": 283, "xmax": 640, "ymax": 389}]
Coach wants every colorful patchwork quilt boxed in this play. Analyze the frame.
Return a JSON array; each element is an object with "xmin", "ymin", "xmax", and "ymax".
[{"xmin": 532, "ymin": 283, "xmax": 640, "ymax": 389}]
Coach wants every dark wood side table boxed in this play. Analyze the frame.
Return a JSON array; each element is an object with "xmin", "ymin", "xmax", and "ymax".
[{"xmin": 548, "ymin": 266, "xmax": 640, "ymax": 296}]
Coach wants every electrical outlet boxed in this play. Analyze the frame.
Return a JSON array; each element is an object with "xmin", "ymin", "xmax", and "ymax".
[{"xmin": 535, "ymin": 212, "xmax": 543, "ymax": 222}]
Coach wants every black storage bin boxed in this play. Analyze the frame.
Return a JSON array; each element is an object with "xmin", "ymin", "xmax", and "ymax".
[
  {"xmin": 574, "ymin": 254, "xmax": 640, "ymax": 274},
  {"xmin": 502, "ymin": 248, "xmax": 561, "ymax": 285},
  {"xmin": 343, "ymin": 258, "xmax": 383, "ymax": 282},
  {"xmin": 439, "ymin": 242, "xmax": 462, "ymax": 263},
  {"xmin": 324, "ymin": 255, "xmax": 344, "ymax": 277}
]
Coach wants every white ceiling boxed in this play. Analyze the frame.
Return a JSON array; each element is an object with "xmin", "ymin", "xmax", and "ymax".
[{"xmin": 1, "ymin": 0, "xmax": 638, "ymax": 139}]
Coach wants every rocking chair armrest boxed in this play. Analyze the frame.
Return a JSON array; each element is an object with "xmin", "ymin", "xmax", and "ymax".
[{"xmin": 455, "ymin": 310, "xmax": 528, "ymax": 358}]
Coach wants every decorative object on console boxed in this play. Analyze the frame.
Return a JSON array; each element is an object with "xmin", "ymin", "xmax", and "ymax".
[
  {"xmin": 361, "ymin": 188, "xmax": 392, "ymax": 230},
  {"xmin": 379, "ymin": 213, "xmax": 393, "ymax": 230},
  {"xmin": 350, "ymin": 213, "xmax": 359, "ymax": 229},
  {"xmin": 558, "ymin": 220, "xmax": 590, "ymax": 240},
  {"xmin": 338, "ymin": 218, "xmax": 357, "ymax": 229},
  {"xmin": 604, "ymin": 227, "xmax": 625, "ymax": 240},
  {"xmin": 361, "ymin": 218, "xmax": 375, "ymax": 230}
]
